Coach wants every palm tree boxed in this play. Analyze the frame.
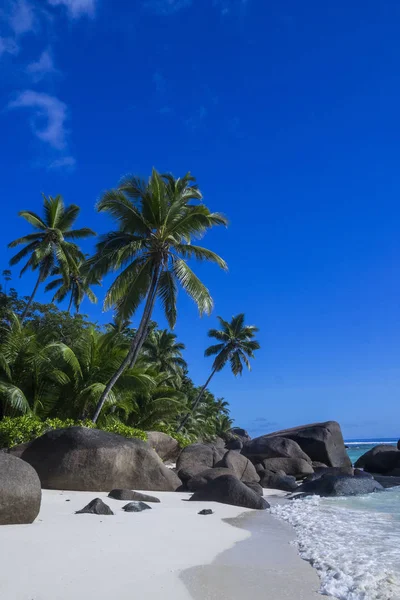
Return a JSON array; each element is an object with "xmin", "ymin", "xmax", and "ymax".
[
  {"xmin": 45, "ymin": 259, "xmax": 100, "ymax": 313},
  {"xmin": 177, "ymin": 314, "xmax": 259, "ymax": 432},
  {"xmin": 87, "ymin": 169, "xmax": 227, "ymax": 422},
  {"xmin": 142, "ymin": 330, "xmax": 187, "ymax": 380},
  {"xmin": 8, "ymin": 194, "xmax": 96, "ymax": 321}
]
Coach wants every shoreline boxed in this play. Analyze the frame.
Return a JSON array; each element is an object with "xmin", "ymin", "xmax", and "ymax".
[
  {"xmin": 181, "ymin": 494, "xmax": 332, "ymax": 600},
  {"xmin": 0, "ymin": 488, "xmax": 333, "ymax": 600}
]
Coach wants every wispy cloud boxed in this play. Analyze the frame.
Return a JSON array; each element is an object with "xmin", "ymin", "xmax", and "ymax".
[
  {"xmin": 8, "ymin": 90, "xmax": 69, "ymax": 150},
  {"xmin": 47, "ymin": 0, "xmax": 96, "ymax": 18},
  {"xmin": 0, "ymin": 36, "xmax": 18, "ymax": 57},
  {"xmin": 26, "ymin": 49, "xmax": 59, "ymax": 82},
  {"xmin": 48, "ymin": 155, "xmax": 76, "ymax": 170},
  {"xmin": 8, "ymin": 0, "xmax": 36, "ymax": 35},
  {"xmin": 144, "ymin": 0, "xmax": 192, "ymax": 15}
]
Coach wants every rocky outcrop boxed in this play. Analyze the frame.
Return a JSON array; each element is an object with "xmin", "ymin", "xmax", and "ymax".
[
  {"xmin": 215, "ymin": 451, "xmax": 260, "ymax": 483},
  {"xmin": 176, "ymin": 443, "xmax": 224, "ymax": 481},
  {"xmin": 187, "ymin": 468, "xmax": 237, "ymax": 491},
  {"xmin": 354, "ymin": 445, "xmax": 399, "ymax": 473},
  {"xmin": 108, "ymin": 489, "xmax": 160, "ymax": 502},
  {"xmin": 305, "ymin": 466, "xmax": 354, "ymax": 481},
  {"xmin": 146, "ymin": 432, "xmax": 180, "ymax": 462},
  {"xmin": 0, "ymin": 453, "xmax": 41, "ymax": 525},
  {"xmin": 266, "ymin": 421, "xmax": 351, "ymax": 469},
  {"xmin": 371, "ymin": 475, "xmax": 400, "ymax": 489},
  {"xmin": 189, "ymin": 474, "xmax": 269, "ymax": 509},
  {"xmin": 257, "ymin": 457, "xmax": 314, "ymax": 479},
  {"xmin": 76, "ymin": 498, "xmax": 114, "ymax": 515},
  {"xmin": 296, "ymin": 474, "xmax": 383, "ymax": 497},
  {"xmin": 244, "ymin": 481, "xmax": 264, "ymax": 496},
  {"xmin": 259, "ymin": 471, "xmax": 298, "ymax": 492},
  {"xmin": 242, "ymin": 436, "xmax": 311, "ymax": 464},
  {"xmin": 228, "ymin": 428, "xmax": 251, "ymax": 443},
  {"xmin": 20, "ymin": 427, "xmax": 181, "ymax": 492}
]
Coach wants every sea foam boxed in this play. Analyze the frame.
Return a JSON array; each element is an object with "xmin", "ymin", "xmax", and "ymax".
[{"xmin": 271, "ymin": 492, "xmax": 400, "ymax": 600}]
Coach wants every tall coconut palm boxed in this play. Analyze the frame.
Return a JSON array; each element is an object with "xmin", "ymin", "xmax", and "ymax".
[
  {"xmin": 87, "ymin": 169, "xmax": 227, "ymax": 422},
  {"xmin": 177, "ymin": 314, "xmax": 259, "ymax": 432},
  {"xmin": 45, "ymin": 260, "xmax": 100, "ymax": 313},
  {"xmin": 8, "ymin": 194, "xmax": 96, "ymax": 321},
  {"xmin": 142, "ymin": 329, "xmax": 187, "ymax": 380}
]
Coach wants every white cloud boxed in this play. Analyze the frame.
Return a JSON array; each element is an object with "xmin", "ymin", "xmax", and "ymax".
[
  {"xmin": 26, "ymin": 49, "xmax": 58, "ymax": 82},
  {"xmin": 8, "ymin": 90, "xmax": 69, "ymax": 150},
  {"xmin": 47, "ymin": 0, "xmax": 96, "ymax": 18},
  {"xmin": 48, "ymin": 155, "xmax": 76, "ymax": 170},
  {"xmin": 8, "ymin": 0, "xmax": 36, "ymax": 35},
  {"xmin": 144, "ymin": 0, "xmax": 192, "ymax": 15}
]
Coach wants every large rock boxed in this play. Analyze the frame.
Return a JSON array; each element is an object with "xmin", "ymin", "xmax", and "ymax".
[
  {"xmin": 0, "ymin": 453, "xmax": 41, "ymax": 525},
  {"xmin": 187, "ymin": 468, "xmax": 237, "ymax": 492},
  {"xmin": 371, "ymin": 474, "xmax": 400, "ymax": 489},
  {"xmin": 215, "ymin": 451, "xmax": 260, "ymax": 483},
  {"xmin": 76, "ymin": 498, "xmax": 114, "ymax": 515},
  {"xmin": 228, "ymin": 427, "xmax": 251, "ymax": 443},
  {"xmin": 258, "ymin": 457, "xmax": 314, "ymax": 479},
  {"xmin": 146, "ymin": 432, "xmax": 180, "ymax": 462},
  {"xmin": 297, "ymin": 474, "xmax": 384, "ymax": 497},
  {"xmin": 108, "ymin": 489, "xmax": 160, "ymax": 503},
  {"xmin": 176, "ymin": 443, "xmax": 223, "ymax": 481},
  {"xmin": 260, "ymin": 471, "xmax": 298, "ymax": 492},
  {"xmin": 267, "ymin": 421, "xmax": 351, "ymax": 469},
  {"xmin": 354, "ymin": 445, "xmax": 399, "ymax": 473},
  {"xmin": 190, "ymin": 475, "xmax": 269, "ymax": 509},
  {"xmin": 20, "ymin": 427, "xmax": 181, "ymax": 492},
  {"xmin": 242, "ymin": 436, "xmax": 311, "ymax": 464},
  {"xmin": 305, "ymin": 466, "xmax": 354, "ymax": 481}
]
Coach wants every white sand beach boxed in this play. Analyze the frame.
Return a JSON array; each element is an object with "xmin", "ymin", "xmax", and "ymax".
[{"xmin": 0, "ymin": 489, "xmax": 327, "ymax": 600}]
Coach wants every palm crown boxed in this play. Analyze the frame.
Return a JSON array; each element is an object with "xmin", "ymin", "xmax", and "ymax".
[
  {"xmin": 45, "ymin": 259, "xmax": 100, "ymax": 313},
  {"xmin": 206, "ymin": 314, "xmax": 260, "ymax": 375},
  {"xmin": 142, "ymin": 329, "xmax": 187, "ymax": 377},
  {"xmin": 8, "ymin": 194, "xmax": 96, "ymax": 320}
]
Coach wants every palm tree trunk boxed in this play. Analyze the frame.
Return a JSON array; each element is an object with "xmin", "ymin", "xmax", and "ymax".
[
  {"xmin": 21, "ymin": 272, "xmax": 42, "ymax": 323},
  {"xmin": 177, "ymin": 367, "xmax": 218, "ymax": 433},
  {"xmin": 67, "ymin": 292, "xmax": 73, "ymax": 313},
  {"xmin": 92, "ymin": 265, "xmax": 161, "ymax": 423}
]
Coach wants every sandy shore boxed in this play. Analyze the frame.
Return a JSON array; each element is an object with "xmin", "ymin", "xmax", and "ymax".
[{"xmin": 0, "ymin": 489, "xmax": 327, "ymax": 600}]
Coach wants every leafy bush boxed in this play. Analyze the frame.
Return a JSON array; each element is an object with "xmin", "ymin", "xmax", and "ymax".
[
  {"xmin": 155, "ymin": 423, "xmax": 194, "ymax": 449},
  {"xmin": 0, "ymin": 416, "xmax": 146, "ymax": 448}
]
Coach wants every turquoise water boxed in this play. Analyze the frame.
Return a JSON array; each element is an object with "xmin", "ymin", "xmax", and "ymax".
[{"xmin": 271, "ymin": 438, "xmax": 400, "ymax": 600}]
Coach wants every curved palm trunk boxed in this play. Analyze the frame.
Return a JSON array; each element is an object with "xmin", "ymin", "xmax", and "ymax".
[
  {"xmin": 21, "ymin": 272, "xmax": 42, "ymax": 323},
  {"xmin": 177, "ymin": 366, "xmax": 218, "ymax": 433},
  {"xmin": 92, "ymin": 266, "xmax": 161, "ymax": 423},
  {"xmin": 67, "ymin": 292, "xmax": 74, "ymax": 313}
]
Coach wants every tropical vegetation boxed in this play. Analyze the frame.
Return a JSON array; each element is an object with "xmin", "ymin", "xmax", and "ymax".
[{"xmin": 0, "ymin": 171, "xmax": 260, "ymax": 453}]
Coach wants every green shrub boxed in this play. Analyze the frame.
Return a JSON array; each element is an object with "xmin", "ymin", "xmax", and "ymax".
[
  {"xmin": 154, "ymin": 423, "xmax": 194, "ymax": 449},
  {"xmin": 0, "ymin": 416, "xmax": 147, "ymax": 448}
]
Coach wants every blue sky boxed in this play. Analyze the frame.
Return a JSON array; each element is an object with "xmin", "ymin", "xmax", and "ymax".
[{"xmin": 1, "ymin": 0, "xmax": 400, "ymax": 439}]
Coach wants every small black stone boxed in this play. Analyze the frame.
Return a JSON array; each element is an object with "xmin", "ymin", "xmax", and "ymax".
[
  {"xmin": 75, "ymin": 498, "xmax": 114, "ymax": 515},
  {"xmin": 122, "ymin": 501, "xmax": 152, "ymax": 512},
  {"xmin": 198, "ymin": 509, "xmax": 214, "ymax": 515}
]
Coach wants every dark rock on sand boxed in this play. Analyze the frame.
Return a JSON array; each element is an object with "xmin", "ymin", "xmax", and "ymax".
[
  {"xmin": 259, "ymin": 457, "xmax": 314, "ymax": 479},
  {"xmin": 146, "ymin": 431, "xmax": 180, "ymax": 462},
  {"xmin": 260, "ymin": 471, "xmax": 298, "ymax": 492},
  {"xmin": 244, "ymin": 481, "xmax": 264, "ymax": 496},
  {"xmin": 20, "ymin": 427, "xmax": 181, "ymax": 492},
  {"xmin": 76, "ymin": 498, "xmax": 114, "ymax": 515},
  {"xmin": 0, "ymin": 453, "xmax": 41, "ymax": 525},
  {"xmin": 190, "ymin": 474, "xmax": 269, "ymax": 510},
  {"xmin": 215, "ymin": 450, "xmax": 260, "ymax": 483},
  {"xmin": 108, "ymin": 489, "xmax": 160, "ymax": 502},
  {"xmin": 122, "ymin": 501, "xmax": 151, "ymax": 512},
  {"xmin": 354, "ymin": 445, "xmax": 399, "ymax": 473},
  {"xmin": 267, "ymin": 421, "xmax": 351, "ymax": 469},
  {"xmin": 176, "ymin": 443, "xmax": 223, "ymax": 481},
  {"xmin": 297, "ymin": 474, "xmax": 383, "ymax": 497},
  {"xmin": 187, "ymin": 468, "xmax": 237, "ymax": 492},
  {"xmin": 312, "ymin": 461, "xmax": 329, "ymax": 469},
  {"xmin": 242, "ymin": 436, "xmax": 311, "ymax": 464},
  {"xmin": 198, "ymin": 509, "xmax": 213, "ymax": 515}
]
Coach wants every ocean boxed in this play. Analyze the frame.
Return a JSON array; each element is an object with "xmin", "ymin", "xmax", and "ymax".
[{"xmin": 270, "ymin": 438, "xmax": 400, "ymax": 600}]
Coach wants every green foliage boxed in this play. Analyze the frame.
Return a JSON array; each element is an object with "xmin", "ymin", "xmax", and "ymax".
[
  {"xmin": 0, "ymin": 415, "xmax": 146, "ymax": 448},
  {"xmin": 154, "ymin": 422, "xmax": 194, "ymax": 448}
]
